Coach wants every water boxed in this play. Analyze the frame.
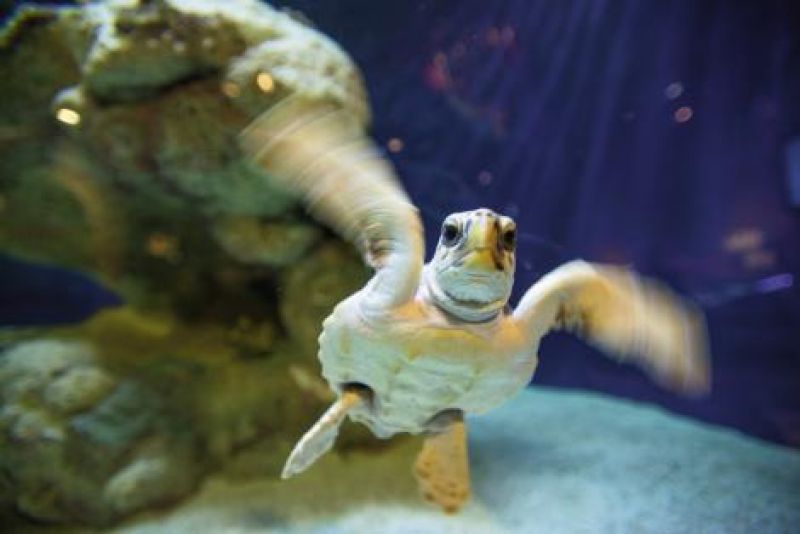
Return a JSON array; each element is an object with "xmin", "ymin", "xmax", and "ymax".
[{"xmin": 0, "ymin": 0, "xmax": 798, "ymax": 530}]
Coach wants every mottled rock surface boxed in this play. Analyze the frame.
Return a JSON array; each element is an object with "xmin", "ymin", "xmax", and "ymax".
[
  {"xmin": 0, "ymin": 0, "xmax": 369, "ymax": 291},
  {"xmin": 0, "ymin": 325, "xmax": 356, "ymax": 527},
  {"xmin": 280, "ymin": 242, "xmax": 368, "ymax": 354},
  {"xmin": 0, "ymin": 0, "xmax": 372, "ymax": 527},
  {"xmin": 0, "ymin": 0, "xmax": 371, "ymax": 336},
  {"xmin": 115, "ymin": 387, "xmax": 800, "ymax": 534},
  {"xmin": 0, "ymin": 340, "xmax": 197, "ymax": 525}
]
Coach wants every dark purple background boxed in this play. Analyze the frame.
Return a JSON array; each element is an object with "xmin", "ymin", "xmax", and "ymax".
[{"xmin": 2, "ymin": 0, "xmax": 799, "ymax": 446}]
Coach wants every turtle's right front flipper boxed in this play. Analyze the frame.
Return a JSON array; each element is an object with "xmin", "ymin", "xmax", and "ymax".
[
  {"xmin": 281, "ymin": 387, "xmax": 366, "ymax": 479},
  {"xmin": 240, "ymin": 96, "xmax": 424, "ymax": 312}
]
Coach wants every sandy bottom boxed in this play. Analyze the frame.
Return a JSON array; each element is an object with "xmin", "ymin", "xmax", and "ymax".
[{"xmin": 117, "ymin": 387, "xmax": 800, "ymax": 533}]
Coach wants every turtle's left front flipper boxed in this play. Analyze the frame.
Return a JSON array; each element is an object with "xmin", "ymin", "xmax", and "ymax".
[
  {"xmin": 282, "ymin": 388, "xmax": 366, "ymax": 479},
  {"xmin": 513, "ymin": 261, "xmax": 710, "ymax": 395}
]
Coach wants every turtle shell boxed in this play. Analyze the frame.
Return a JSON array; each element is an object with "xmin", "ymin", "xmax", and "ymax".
[{"xmin": 317, "ymin": 290, "xmax": 537, "ymax": 437}]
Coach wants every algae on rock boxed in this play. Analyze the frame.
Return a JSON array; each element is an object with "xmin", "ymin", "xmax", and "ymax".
[
  {"xmin": 0, "ymin": 0, "xmax": 372, "ymax": 526},
  {"xmin": 0, "ymin": 340, "xmax": 196, "ymax": 524}
]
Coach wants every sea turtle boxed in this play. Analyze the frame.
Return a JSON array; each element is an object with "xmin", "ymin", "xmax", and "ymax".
[{"xmin": 241, "ymin": 96, "xmax": 710, "ymax": 513}]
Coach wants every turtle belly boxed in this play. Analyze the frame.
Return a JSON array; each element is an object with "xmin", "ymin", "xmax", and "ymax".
[
  {"xmin": 318, "ymin": 299, "xmax": 537, "ymax": 437},
  {"xmin": 367, "ymin": 352, "xmax": 486, "ymax": 435},
  {"xmin": 320, "ymin": 332, "xmax": 468, "ymax": 436}
]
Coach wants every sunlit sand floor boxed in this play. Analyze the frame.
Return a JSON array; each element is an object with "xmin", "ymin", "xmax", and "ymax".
[{"xmin": 118, "ymin": 387, "xmax": 800, "ymax": 533}]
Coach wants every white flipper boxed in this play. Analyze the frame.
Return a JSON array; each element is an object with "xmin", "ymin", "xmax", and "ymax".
[
  {"xmin": 240, "ymin": 95, "xmax": 424, "ymax": 311},
  {"xmin": 281, "ymin": 389, "xmax": 365, "ymax": 479},
  {"xmin": 514, "ymin": 261, "xmax": 710, "ymax": 394}
]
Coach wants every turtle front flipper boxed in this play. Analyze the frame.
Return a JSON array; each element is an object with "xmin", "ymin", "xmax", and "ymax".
[
  {"xmin": 414, "ymin": 411, "xmax": 471, "ymax": 514},
  {"xmin": 240, "ymin": 95, "xmax": 425, "ymax": 312},
  {"xmin": 281, "ymin": 388, "xmax": 366, "ymax": 479},
  {"xmin": 513, "ymin": 260, "xmax": 710, "ymax": 395}
]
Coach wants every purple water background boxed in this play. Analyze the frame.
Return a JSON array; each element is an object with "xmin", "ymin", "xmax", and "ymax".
[{"xmin": 1, "ymin": 0, "xmax": 798, "ymax": 446}]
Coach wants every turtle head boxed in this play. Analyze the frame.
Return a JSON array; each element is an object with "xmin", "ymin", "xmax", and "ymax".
[{"xmin": 425, "ymin": 208, "xmax": 516, "ymax": 322}]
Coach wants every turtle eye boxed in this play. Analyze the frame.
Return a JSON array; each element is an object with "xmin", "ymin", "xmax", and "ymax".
[
  {"xmin": 501, "ymin": 227, "xmax": 516, "ymax": 250},
  {"xmin": 441, "ymin": 222, "xmax": 461, "ymax": 246}
]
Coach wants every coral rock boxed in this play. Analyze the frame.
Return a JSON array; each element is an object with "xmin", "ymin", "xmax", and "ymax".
[
  {"xmin": 0, "ymin": 0, "xmax": 376, "ymax": 526},
  {"xmin": 104, "ymin": 453, "xmax": 195, "ymax": 515},
  {"xmin": 211, "ymin": 216, "xmax": 321, "ymax": 266},
  {"xmin": 0, "ymin": 340, "xmax": 197, "ymax": 525},
  {"xmin": 280, "ymin": 242, "xmax": 369, "ymax": 352},
  {"xmin": 44, "ymin": 366, "xmax": 116, "ymax": 415}
]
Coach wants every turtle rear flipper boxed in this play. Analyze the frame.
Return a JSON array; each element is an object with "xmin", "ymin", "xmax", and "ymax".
[
  {"xmin": 414, "ymin": 412, "xmax": 471, "ymax": 514},
  {"xmin": 281, "ymin": 388, "xmax": 365, "ymax": 479}
]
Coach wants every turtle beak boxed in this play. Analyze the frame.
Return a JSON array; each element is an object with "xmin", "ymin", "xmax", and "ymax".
[{"xmin": 462, "ymin": 216, "xmax": 504, "ymax": 272}]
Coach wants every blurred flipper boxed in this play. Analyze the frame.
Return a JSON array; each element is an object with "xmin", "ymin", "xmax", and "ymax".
[
  {"xmin": 240, "ymin": 96, "xmax": 424, "ymax": 310},
  {"xmin": 514, "ymin": 260, "xmax": 710, "ymax": 395}
]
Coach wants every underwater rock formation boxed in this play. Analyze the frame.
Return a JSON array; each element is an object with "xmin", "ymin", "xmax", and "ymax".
[
  {"xmin": 0, "ymin": 311, "xmax": 369, "ymax": 527},
  {"xmin": 280, "ymin": 242, "xmax": 368, "ymax": 354},
  {"xmin": 211, "ymin": 216, "xmax": 322, "ymax": 267},
  {"xmin": 0, "ymin": 0, "xmax": 368, "ymax": 285},
  {"xmin": 0, "ymin": 340, "xmax": 196, "ymax": 524},
  {"xmin": 0, "ymin": 0, "xmax": 371, "ymax": 526}
]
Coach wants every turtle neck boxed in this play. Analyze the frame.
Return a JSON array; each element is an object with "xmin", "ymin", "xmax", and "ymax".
[{"xmin": 421, "ymin": 266, "xmax": 506, "ymax": 323}]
